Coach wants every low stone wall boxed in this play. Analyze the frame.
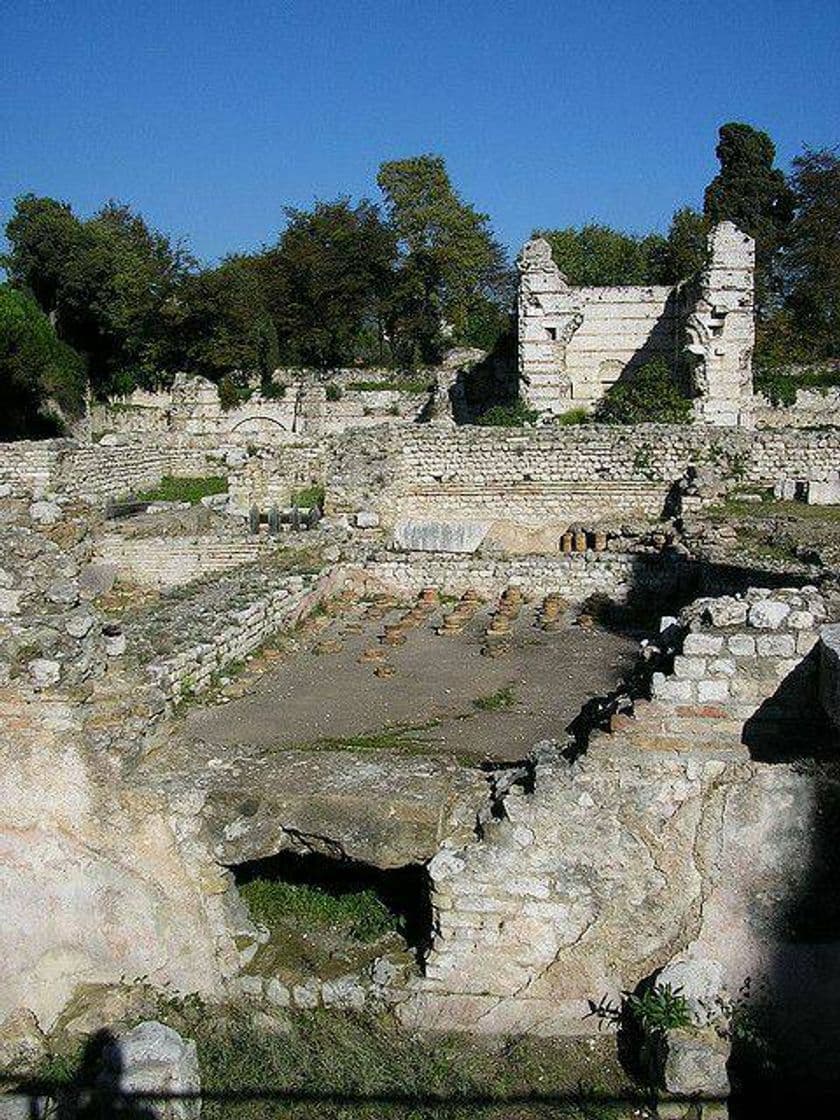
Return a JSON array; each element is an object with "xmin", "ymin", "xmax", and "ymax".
[
  {"xmin": 94, "ymin": 533, "xmax": 279, "ymax": 589},
  {"xmin": 755, "ymin": 386, "xmax": 840, "ymax": 429},
  {"xmin": 326, "ymin": 423, "xmax": 840, "ymax": 531},
  {"xmin": 227, "ymin": 442, "xmax": 326, "ymax": 512},
  {"xmin": 353, "ymin": 550, "xmax": 666, "ymax": 604},
  {"xmin": 144, "ymin": 567, "xmax": 345, "ymax": 705}
]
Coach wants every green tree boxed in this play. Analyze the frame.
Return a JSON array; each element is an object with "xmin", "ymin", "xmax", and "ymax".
[
  {"xmin": 0, "ymin": 284, "xmax": 85, "ymax": 438},
  {"xmin": 593, "ymin": 358, "xmax": 691, "ymax": 424},
  {"xmin": 4, "ymin": 196, "xmax": 193, "ymax": 394},
  {"xmin": 648, "ymin": 207, "xmax": 710, "ymax": 284},
  {"xmin": 377, "ymin": 155, "xmax": 510, "ymax": 341},
  {"xmin": 2, "ymin": 195, "xmax": 86, "ymax": 320},
  {"xmin": 174, "ymin": 255, "xmax": 278, "ymax": 384},
  {"xmin": 703, "ymin": 122, "xmax": 794, "ymax": 309},
  {"xmin": 781, "ymin": 147, "xmax": 840, "ymax": 358},
  {"xmin": 262, "ymin": 198, "xmax": 396, "ymax": 369},
  {"xmin": 535, "ymin": 224, "xmax": 667, "ymax": 286}
]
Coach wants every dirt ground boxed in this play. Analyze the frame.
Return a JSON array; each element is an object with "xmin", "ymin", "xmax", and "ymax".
[{"xmin": 182, "ymin": 592, "xmax": 639, "ymax": 764}]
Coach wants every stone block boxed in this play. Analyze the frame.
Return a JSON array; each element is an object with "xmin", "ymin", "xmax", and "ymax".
[
  {"xmin": 697, "ymin": 680, "xmax": 729, "ymax": 703},
  {"xmin": 807, "ymin": 478, "xmax": 840, "ymax": 505},
  {"xmin": 394, "ymin": 519, "xmax": 490, "ymax": 553},
  {"xmin": 355, "ymin": 510, "xmax": 380, "ymax": 528},
  {"xmin": 705, "ymin": 597, "xmax": 748, "ymax": 627},
  {"xmin": 663, "ymin": 1027, "xmax": 730, "ymax": 1098},
  {"xmin": 99, "ymin": 1021, "xmax": 201, "ymax": 1120},
  {"xmin": 28, "ymin": 659, "xmax": 60, "ymax": 689},
  {"xmin": 708, "ymin": 658, "xmax": 736, "ymax": 677},
  {"xmin": 683, "ymin": 633, "xmax": 724, "ymax": 656},
  {"xmin": 748, "ymin": 600, "xmax": 790, "ymax": 629},
  {"xmin": 652, "ymin": 674, "xmax": 694, "ymax": 703},
  {"xmin": 727, "ymin": 634, "xmax": 755, "ymax": 656},
  {"xmin": 755, "ymin": 634, "xmax": 796, "ymax": 658},
  {"xmin": 673, "ymin": 656, "xmax": 707, "ymax": 680}
]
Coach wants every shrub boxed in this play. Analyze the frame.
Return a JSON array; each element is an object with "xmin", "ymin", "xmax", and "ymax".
[
  {"xmin": 260, "ymin": 380, "xmax": 287, "ymax": 400},
  {"xmin": 291, "ymin": 483, "xmax": 325, "ymax": 509},
  {"xmin": 476, "ymin": 400, "xmax": 539, "ymax": 427},
  {"xmin": 217, "ymin": 374, "xmax": 251, "ymax": 410},
  {"xmin": 594, "ymin": 359, "xmax": 691, "ymax": 424},
  {"xmin": 325, "ymin": 383, "xmax": 343, "ymax": 401},
  {"xmin": 555, "ymin": 406, "xmax": 590, "ymax": 426}
]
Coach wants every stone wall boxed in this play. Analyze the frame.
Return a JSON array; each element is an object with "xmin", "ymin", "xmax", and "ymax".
[
  {"xmin": 93, "ymin": 532, "xmax": 279, "ymax": 589},
  {"xmin": 403, "ymin": 586, "xmax": 837, "ymax": 1056},
  {"xmin": 755, "ymin": 386, "xmax": 840, "ymax": 429},
  {"xmin": 324, "ymin": 423, "xmax": 840, "ymax": 533},
  {"xmin": 144, "ymin": 568, "xmax": 344, "ymax": 706},
  {"xmin": 517, "ymin": 221, "xmax": 755, "ymax": 427}
]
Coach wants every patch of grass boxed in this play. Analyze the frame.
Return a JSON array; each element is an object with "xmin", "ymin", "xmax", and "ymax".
[
  {"xmin": 473, "ymin": 686, "xmax": 517, "ymax": 711},
  {"xmin": 294, "ymin": 722, "xmax": 441, "ymax": 754},
  {"xmin": 710, "ymin": 497, "xmax": 840, "ymax": 522},
  {"xmin": 290, "ymin": 483, "xmax": 325, "ymax": 509},
  {"xmin": 135, "ymin": 475, "xmax": 227, "ymax": 504},
  {"xmin": 192, "ymin": 1009, "xmax": 638, "ymax": 1120},
  {"xmin": 348, "ymin": 379, "xmax": 433, "ymax": 394},
  {"xmin": 239, "ymin": 880, "xmax": 398, "ymax": 943},
  {"xmin": 476, "ymin": 400, "xmax": 539, "ymax": 427}
]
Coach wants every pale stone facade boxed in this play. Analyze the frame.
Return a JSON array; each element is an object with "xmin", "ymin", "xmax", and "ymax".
[{"xmin": 517, "ymin": 220, "xmax": 756, "ymax": 426}]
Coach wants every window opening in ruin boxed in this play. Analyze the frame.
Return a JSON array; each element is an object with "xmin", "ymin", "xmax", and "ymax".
[
  {"xmin": 231, "ymin": 849, "xmax": 432, "ymax": 968},
  {"xmin": 545, "ymin": 326, "xmax": 558, "ymax": 341}
]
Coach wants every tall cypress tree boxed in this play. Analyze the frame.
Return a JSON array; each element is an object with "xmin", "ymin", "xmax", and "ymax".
[{"xmin": 704, "ymin": 122, "xmax": 794, "ymax": 311}]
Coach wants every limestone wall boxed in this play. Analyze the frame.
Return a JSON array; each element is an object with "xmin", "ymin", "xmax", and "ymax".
[
  {"xmin": 517, "ymin": 222, "xmax": 755, "ymax": 427},
  {"xmin": 93, "ymin": 533, "xmax": 279, "ymax": 589},
  {"xmin": 755, "ymin": 386, "xmax": 840, "ymax": 429},
  {"xmin": 404, "ymin": 586, "xmax": 835, "ymax": 1045},
  {"xmin": 324, "ymin": 423, "xmax": 840, "ymax": 532}
]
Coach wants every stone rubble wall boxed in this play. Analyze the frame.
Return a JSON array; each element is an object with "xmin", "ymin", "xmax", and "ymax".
[
  {"xmin": 820, "ymin": 623, "xmax": 840, "ymax": 729},
  {"xmin": 636, "ymin": 585, "xmax": 828, "ymax": 748},
  {"xmin": 227, "ymin": 442, "xmax": 326, "ymax": 512},
  {"xmin": 352, "ymin": 550, "xmax": 672, "ymax": 604},
  {"xmin": 144, "ymin": 567, "xmax": 346, "ymax": 706},
  {"xmin": 87, "ymin": 372, "xmax": 431, "ymax": 444},
  {"xmin": 403, "ymin": 586, "xmax": 834, "ymax": 1042},
  {"xmin": 754, "ymin": 386, "xmax": 840, "ymax": 429},
  {"xmin": 93, "ymin": 532, "xmax": 281, "ymax": 589},
  {"xmin": 323, "ymin": 423, "xmax": 840, "ymax": 531}
]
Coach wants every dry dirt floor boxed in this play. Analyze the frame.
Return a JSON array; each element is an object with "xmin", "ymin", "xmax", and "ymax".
[{"xmin": 181, "ymin": 590, "xmax": 638, "ymax": 764}]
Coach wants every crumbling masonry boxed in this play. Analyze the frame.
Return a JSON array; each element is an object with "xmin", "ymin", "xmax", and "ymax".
[{"xmin": 517, "ymin": 220, "xmax": 755, "ymax": 425}]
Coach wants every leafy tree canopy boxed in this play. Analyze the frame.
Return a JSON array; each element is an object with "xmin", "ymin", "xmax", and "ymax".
[
  {"xmin": 0, "ymin": 284, "xmax": 85, "ymax": 438},
  {"xmin": 781, "ymin": 147, "xmax": 840, "ymax": 358},
  {"xmin": 535, "ymin": 224, "xmax": 666, "ymax": 287},
  {"xmin": 593, "ymin": 358, "xmax": 691, "ymax": 425},
  {"xmin": 378, "ymin": 155, "xmax": 511, "ymax": 340},
  {"xmin": 704, "ymin": 122, "xmax": 794, "ymax": 308}
]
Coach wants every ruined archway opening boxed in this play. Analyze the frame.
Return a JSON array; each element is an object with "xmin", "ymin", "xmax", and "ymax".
[{"xmin": 231, "ymin": 848, "xmax": 433, "ymax": 974}]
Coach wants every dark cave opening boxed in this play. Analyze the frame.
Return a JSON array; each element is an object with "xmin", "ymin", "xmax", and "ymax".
[{"xmin": 231, "ymin": 847, "xmax": 433, "ymax": 960}]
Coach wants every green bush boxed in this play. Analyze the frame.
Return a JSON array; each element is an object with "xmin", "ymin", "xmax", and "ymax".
[
  {"xmin": 325, "ymin": 383, "xmax": 343, "ymax": 401},
  {"xmin": 291, "ymin": 482, "xmax": 325, "ymax": 509},
  {"xmin": 217, "ymin": 374, "xmax": 252, "ymax": 410},
  {"xmin": 593, "ymin": 359, "xmax": 691, "ymax": 424},
  {"xmin": 476, "ymin": 400, "xmax": 539, "ymax": 427},
  {"xmin": 555, "ymin": 406, "xmax": 590, "ymax": 426},
  {"xmin": 260, "ymin": 380, "xmax": 287, "ymax": 399},
  {"xmin": 754, "ymin": 366, "xmax": 797, "ymax": 406}
]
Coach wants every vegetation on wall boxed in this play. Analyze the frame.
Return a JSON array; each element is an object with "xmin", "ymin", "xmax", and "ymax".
[{"xmin": 593, "ymin": 359, "xmax": 691, "ymax": 425}]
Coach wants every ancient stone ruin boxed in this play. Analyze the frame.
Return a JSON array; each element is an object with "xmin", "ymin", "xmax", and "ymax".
[
  {"xmin": 517, "ymin": 220, "xmax": 756, "ymax": 425},
  {"xmin": 1, "ymin": 298, "xmax": 839, "ymax": 1117}
]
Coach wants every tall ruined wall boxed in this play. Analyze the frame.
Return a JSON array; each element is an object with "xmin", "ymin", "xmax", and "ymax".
[
  {"xmin": 0, "ymin": 511, "xmax": 244, "ymax": 1030},
  {"xmin": 518, "ymin": 221, "xmax": 755, "ymax": 426}
]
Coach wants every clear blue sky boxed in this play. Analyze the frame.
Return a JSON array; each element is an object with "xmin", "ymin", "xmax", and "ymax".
[{"xmin": 2, "ymin": 0, "xmax": 839, "ymax": 265}]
